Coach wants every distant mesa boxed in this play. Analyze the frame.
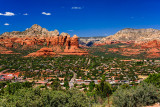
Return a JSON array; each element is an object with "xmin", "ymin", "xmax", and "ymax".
[
  {"xmin": 94, "ymin": 28, "xmax": 160, "ymax": 45},
  {"xmin": 79, "ymin": 37, "xmax": 104, "ymax": 46},
  {"xmin": 95, "ymin": 28, "xmax": 160, "ymax": 58},
  {"xmin": 107, "ymin": 40, "xmax": 160, "ymax": 58},
  {"xmin": 0, "ymin": 24, "xmax": 88, "ymax": 56}
]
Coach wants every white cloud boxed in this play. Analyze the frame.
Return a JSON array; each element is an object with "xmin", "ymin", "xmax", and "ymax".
[
  {"xmin": 0, "ymin": 12, "xmax": 15, "ymax": 16},
  {"xmin": 4, "ymin": 23, "xmax": 9, "ymax": 26},
  {"xmin": 42, "ymin": 12, "xmax": 51, "ymax": 15},
  {"xmin": 71, "ymin": 7, "xmax": 83, "ymax": 10},
  {"xmin": 23, "ymin": 13, "xmax": 28, "ymax": 15}
]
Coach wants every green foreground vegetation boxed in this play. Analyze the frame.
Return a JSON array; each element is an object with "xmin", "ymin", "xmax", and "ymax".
[{"xmin": 0, "ymin": 73, "xmax": 160, "ymax": 107}]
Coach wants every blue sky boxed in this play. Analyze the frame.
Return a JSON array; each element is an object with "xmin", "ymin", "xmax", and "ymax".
[{"xmin": 0, "ymin": 0, "xmax": 160, "ymax": 37}]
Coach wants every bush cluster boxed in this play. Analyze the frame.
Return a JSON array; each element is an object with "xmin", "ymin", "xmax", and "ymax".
[
  {"xmin": 112, "ymin": 83, "xmax": 160, "ymax": 107},
  {"xmin": 0, "ymin": 88, "xmax": 89, "ymax": 107}
]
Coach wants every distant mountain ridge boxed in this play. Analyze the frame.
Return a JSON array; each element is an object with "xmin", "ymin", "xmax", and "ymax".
[
  {"xmin": 79, "ymin": 37, "xmax": 104, "ymax": 46},
  {"xmin": 99, "ymin": 28, "xmax": 160, "ymax": 43},
  {"xmin": 0, "ymin": 24, "xmax": 59, "ymax": 38}
]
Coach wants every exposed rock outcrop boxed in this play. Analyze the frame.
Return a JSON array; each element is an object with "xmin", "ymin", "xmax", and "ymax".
[
  {"xmin": 0, "ymin": 46, "xmax": 20, "ymax": 54},
  {"xmin": 93, "ymin": 28, "xmax": 160, "ymax": 58},
  {"xmin": 25, "ymin": 47, "xmax": 56, "ymax": 57},
  {"xmin": 95, "ymin": 28, "xmax": 160, "ymax": 45},
  {"xmin": 136, "ymin": 40, "xmax": 160, "ymax": 48},
  {"xmin": 107, "ymin": 40, "xmax": 160, "ymax": 58},
  {"xmin": 1, "ymin": 24, "xmax": 59, "ymax": 38},
  {"xmin": 0, "ymin": 24, "xmax": 88, "ymax": 56},
  {"xmin": 62, "ymin": 35, "xmax": 88, "ymax": 55}
]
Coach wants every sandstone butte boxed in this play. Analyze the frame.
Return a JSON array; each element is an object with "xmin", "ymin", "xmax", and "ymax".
[
  {"xmin": 92, "ymin": 28, "xmax": 160, "ymax": 58},
  {"xmin": 0, "ymin": 24, "xmax": 88, "ymax": 57}
]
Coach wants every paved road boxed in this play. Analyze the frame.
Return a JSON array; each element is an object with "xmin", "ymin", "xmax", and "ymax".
[{"xmin": 69, "ymin": 71, "xmax": 77, "ymax": 88}]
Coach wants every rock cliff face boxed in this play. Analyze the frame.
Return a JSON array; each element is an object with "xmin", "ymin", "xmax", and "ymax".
[
  {"xmin": 0, "ymin": 24, "xmax": 88, "ymax": 56},
  {"xmin": 96, "ymin": 28, "xmax": 160, "ymax": 45}
]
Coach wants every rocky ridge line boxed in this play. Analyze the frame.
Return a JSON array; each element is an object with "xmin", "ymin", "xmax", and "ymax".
[
  {"xmin": 0, "ymin": 24, "xmax": 88, "ymax": 56},
  {"xmin": 95, "ymin": 28, "xmax": 160, "ymax": 45}
]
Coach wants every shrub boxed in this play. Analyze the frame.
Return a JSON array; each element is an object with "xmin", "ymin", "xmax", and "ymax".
[
  {"xmin": 144, "ymin": 73, "xmax": 160, "ymax": 88},
  {"xmin": 67, "ymin": 88, "xmax": 90, "ymax": 107},
  {"xmin": 95, "ymin": 75, "xmax": 112, "ymax": 98},
  {"xmin": 0, "ymin": 88, "xmax": 90, "ymax": 107},
  {"xmin": 112, "ymin": 83, "xmax": 160, "ymax": 107}
]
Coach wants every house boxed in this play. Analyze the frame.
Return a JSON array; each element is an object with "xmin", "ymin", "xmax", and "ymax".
[
  {"xmin": 35, "ymin": 80, "xmax": 48, "ymax": 87},
  {"xmin": 1, "ymin": 72, "xmax": 20, "ymax": 80},
  {"xmin": 58, "ymin": 77, "xmax": 65, "ymax": 81}
]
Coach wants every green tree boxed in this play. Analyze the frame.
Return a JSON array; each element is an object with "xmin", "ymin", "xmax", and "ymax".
[
  {"xmin": 120, "ymin": 83, "xmax": 130, "ymax": 89},
  {"xmin": 67, "ymin": 88, "xmax": 90, "ymax": 107},
  {"xmin": 64, "ymin": 78, "xmax": 69, "ymax": 90},
  {"xmin": 0, "ymin": 87, "xmax": 90, "ymax": 107},
  {"xmin": 89, "ymin": 81, "xmax": 95, "ymax": 92},
  {"xmin": 0, "ymin": 81, "xmax": 7, "ymax": 89},
  {"xmin": 95, "ymin": 75, "xmax": 112, "ymax": 98},
  {"xmin": 113, "ymin": 83, "xmax": 160, "ymax": 107},
  {"xmin": 144, "ymin": 73, "xmax": 160, "ymax": 87},
  {"xmin": 51, "ymin": 79, "xmax": 61, "ymax": 90}
]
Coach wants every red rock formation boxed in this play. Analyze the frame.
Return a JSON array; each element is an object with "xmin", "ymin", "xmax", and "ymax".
[
  {"xmin": 70, "ymin": 35, "xmax": 79, "ymax": 49},
  {"xmin": 147, "ymin": 52, "xmax": 160, "ymax": 58},
  {"xmin": 108, "ymin": 48, "xmax": 119, "ymax": 52},
  {"xmin": 133, "ymin": 40, "xmax": 160, "ymax": 58},
  {"xmin": 60, "ymin": 35, "xmax": 88, "ymax": 56},
  {"xmin": 145, "ymin": 48, "xmax": 160, "ymax": 58},
  {"xmin": 107, "ymin": 40, "xmax": 160, "ymax": 58},
  {"xmin": 64, "ymin": 35, "xmax": 71, "ymax": 50},
  {"xmin": 50, "ymin": 36, "xmax": 59, "ymax": 45},
  {"xmin": 58, "ymin": 33, "xmax": 69, "ymax": 46},
  {"xmin": 14, "ymin": 38, "xmax": 23, "ymax": 44},
  {"xmin": 52, "ymin": 46, "xmax": 63, "ymax": 53},
  {"xmin": 25, "ymin": 47, "xmax": 56, "ymax": 57},
  {"xmin": 107, "ymin": 47, "xmax": 144, "ymax": 57},
  {"xmin": 0, "ymin": 24, "xmax": 89, "ymax": 56},
  {"xmin": 140, "ymin": 40, "xmax": 160, "ymax": 48},
  {"xmin": 93, "ymin": 43, "xmax": 106, "ymax": 46},
  {"xmin": 23, "ymin": 34, "xmax": 88, "ymax": 57},
  {"xmin": 0, "ymin": 46, "xmax": 20, "ymax": 54},
  {"xmin": 4, "ymin": 42, "xmax": 13, "ymax": 48},
  {"xmin": 79, "ymin": 44, "xmax": 88, "ymax": 48}
]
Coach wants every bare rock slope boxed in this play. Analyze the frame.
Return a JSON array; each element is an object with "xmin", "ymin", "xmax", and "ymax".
[{"xmin": 98, "ymin": 28, "xmax": 160, "ymax": 44}]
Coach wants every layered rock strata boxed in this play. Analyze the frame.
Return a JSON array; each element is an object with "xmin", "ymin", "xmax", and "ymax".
[
  {"xmin": 95, "ymin": 28, "xmax": 160, "ymax": 45},
  {"xmin": 0, "ymin": 24, "xmax": 88, "ymax": 56}
]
